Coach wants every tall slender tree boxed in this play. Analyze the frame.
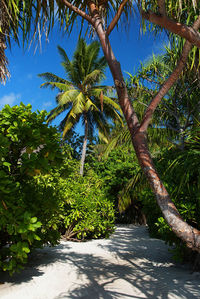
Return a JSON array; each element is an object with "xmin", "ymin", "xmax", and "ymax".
[{"xmin": 39, "ymin": 38, "xmax": 122, "ymax": 175}]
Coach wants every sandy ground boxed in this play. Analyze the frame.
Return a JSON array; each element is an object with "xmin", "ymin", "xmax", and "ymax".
[{"xmin": 0, "ymin": 225, "xmax": 200, "ymax": 299}]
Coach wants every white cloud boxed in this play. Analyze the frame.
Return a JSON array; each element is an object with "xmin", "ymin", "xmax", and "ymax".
[
  {"xmin": 0, "ymin": 93, "xmax": 21, "ymax": 108},
  {"xmin": 43, "ymin": 101, "xmax": 52, "ymax": 108}
]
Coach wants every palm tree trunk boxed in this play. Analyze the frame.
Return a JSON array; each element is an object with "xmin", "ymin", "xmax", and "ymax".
[
  {"xmin": 80, "ymin": 114, "xmax": 88, "ymax": 176},
  {"xmin": 132, "ymin": 131, "xmax": 200, "ymax": 249},
  {"xmin": 90, "ymin": 5, "xmax": 200, "ymax": 251}
]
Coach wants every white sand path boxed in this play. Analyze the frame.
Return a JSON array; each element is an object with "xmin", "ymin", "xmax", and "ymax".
[{"xmin": 0, "ymin": 225, "xmax": 200, "ymax": 299}]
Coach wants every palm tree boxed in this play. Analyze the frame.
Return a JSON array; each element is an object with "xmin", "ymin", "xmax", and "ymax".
[{"xmin": 38, "ymin": 38, "xmax": 122, "ymax": 175}]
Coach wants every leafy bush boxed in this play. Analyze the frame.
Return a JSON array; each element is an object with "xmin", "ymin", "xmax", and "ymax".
[
  {"xmin": 0, "ymin": 104, "xmax": 115, "ymax": 274},
  {"xmin": 60, "ymin": 169, "xmax": 115, "ymax": 240},
  {"xmin": 0, "ymin": 103, "xmax": 64, "ymax": 274}
]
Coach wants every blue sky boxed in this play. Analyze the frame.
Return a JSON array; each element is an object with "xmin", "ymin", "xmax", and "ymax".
[{"xmin": 0, "ymin": 12, "xmax": 167, "ymax": 132}]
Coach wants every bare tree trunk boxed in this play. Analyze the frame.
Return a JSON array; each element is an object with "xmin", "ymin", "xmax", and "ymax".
[{"xmin": 80, "ymin": 114, "xmax": 88, "ymax": 176}]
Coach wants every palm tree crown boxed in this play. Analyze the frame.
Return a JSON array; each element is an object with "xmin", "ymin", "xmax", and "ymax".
[{"xmin": 38, "ymin": 38, "xmax": 122, "ymax": 175}]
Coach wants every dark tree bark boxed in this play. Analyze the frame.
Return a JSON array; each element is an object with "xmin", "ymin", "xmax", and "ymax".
[{"xmin": 61, "ymin": 0, "xmax": 200, "ymax": 251}]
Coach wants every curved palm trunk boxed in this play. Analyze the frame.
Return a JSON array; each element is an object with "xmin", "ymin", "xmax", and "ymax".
[
  {"xmin": 133, "ymin": 131, "xmax": 200, "ymax": 249},
  {"xmin": 80, "ymin": 114, "xmax": 88, "ymax": 176},
  {"xmin": 89, "ymin": 4, "xmax": 200, "ymax": 251}
]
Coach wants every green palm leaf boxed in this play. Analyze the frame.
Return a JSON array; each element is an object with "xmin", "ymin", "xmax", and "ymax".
[
  {"xmin": 38, "ymin": 72, "xmax": 67, "ymax": 84},
  {"xmin": 47, "ymin": 104, "xmax": 69, "ymax": 123},
  {"xmin": 82, "ymin": 70, "xmax": 105, "ymax": 86},
  {"xmin": 40, "ymin": 81, "xmax": 74, "ymax": 91},
  {"xmin": 85, "ymin": 97, "xmax": 99, "ymax": 112},
  {"xmin": 57, "ymin": 89, "xmax": 80, "ymax": 105}
]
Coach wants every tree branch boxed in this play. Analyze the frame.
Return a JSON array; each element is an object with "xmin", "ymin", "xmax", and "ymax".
[
  {"xmin": 62, "ymin": 0, "xmax": 94, "ymax": 25},
  {"xmin": 141, "ymin": 75, "xmax": 162, "ymax": 85},
  {"xmin": 106, "ymin": 0, "xmax": 129, "ymax": 36},
  {"xmin": 139, "ymin": 41, "xmax": 191, "ymax": 131},
  {"xmin": 141, "ymin": 10, "xmax": 200, "ymax": 48},
  {"xmin": 139, "ymin": 16, "xmax": 200, "ymax": 132}
]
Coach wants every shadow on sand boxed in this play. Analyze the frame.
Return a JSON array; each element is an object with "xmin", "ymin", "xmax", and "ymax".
[{"xmin": 0, "ymin": 226, "xmax": 199, "ymax": 299}]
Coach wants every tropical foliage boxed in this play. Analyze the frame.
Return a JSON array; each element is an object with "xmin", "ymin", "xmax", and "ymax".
[
  {"xmin": 60, "ymin": 169, "xmax": 115, "ymax": 240},
  {"xmin": 88, "ymin": 46, "xmax": 200, "ymax": 262},
  {"xmin": 127, "ymin": 46, "xmax": 200, "ymax": 147},
  {"xmin": 139, "ymin": 126, "xmax": 200, "ymax": 263},
  {"xmin": 39, "ymin": 38, "xmax": 121, "ymax": 175},
  {"xmin": 0, "ymin": 103, "xmax": 64, "ymax": 274},
  {"xmin": 1, "ymin": 0, "xmax": 200, "ymax": 273},
  {"xmin": 0, "ymin": 103, "xmax": 115, "ymax": 274}
]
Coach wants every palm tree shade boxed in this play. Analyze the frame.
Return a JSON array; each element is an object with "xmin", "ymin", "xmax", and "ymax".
[{"xmin": 38, "ymin": 38, "xmax": 122, "ymax": 175}]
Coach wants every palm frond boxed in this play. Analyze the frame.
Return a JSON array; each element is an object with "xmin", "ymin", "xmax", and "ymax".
[
  {"xmin": 40, "ymin": 81, "xmax": 74, "ymax": 91},
  {"xmin": 57, "ymin": 45, "xmax": 70, "ymax": 63},
  {"xmin": 82, "ymin": 69, "xmax": 104, "ymax": 86},
  {"xmin": 85, "ymin": 97, "xmax": 99, "ymax": 112},
  {"xmin": 38, "ymin": 72, "xmax": 67, "ymax": 84},
  {"xmin": 118, "ymin": 170, "xmax": 145, "ymax": 213},
  {"xmin": 47, "ymin": 104, "xmax": 70, "ymax": 123},
  {"xmin": 73, "ymin": 92, "xmax": 86, "ymax": 114},
  {"xmin": 101, "ymin": 95, "xmax": 122, "ymax": 114},
  {"xmin": 62, "ymin": 110, "xmax": 81, "ymax": 137}
]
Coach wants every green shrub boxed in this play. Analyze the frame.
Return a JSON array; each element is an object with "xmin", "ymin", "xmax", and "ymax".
[
  {"xmin": 0, "ymin": 103, "xmax": 116, "ymax": 274},
  {"xmin": 0, "ymin": 103, "xmax": 64, "ymax": 274},
  {"xmin": 61, "ymin": 170, "xmax": 115, "ymax": 240}
]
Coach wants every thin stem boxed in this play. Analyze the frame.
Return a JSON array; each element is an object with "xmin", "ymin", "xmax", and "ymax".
[
  {"xmin": 106, "ymin": 0, "xmax": 129, "ymax": 36},
  {"xmin": 61, "ymin": 0, "xmax": 94, "ymax": 25}
]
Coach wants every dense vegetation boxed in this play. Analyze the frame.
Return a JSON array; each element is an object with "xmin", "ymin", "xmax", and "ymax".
[
  {"xmin": 0, "ymin": 0, "xmax": 200, "ymax": 274},
  {"xmin": 0, "ymin": 104, "xmax": 63, "ymax": 273},
  {"xmin": 0, "ymin": 104, "xmax": 115, "ymax": 274},
  {"xmin": 1, "ymin": 41, "xmax": 200, "ymax": 274}
]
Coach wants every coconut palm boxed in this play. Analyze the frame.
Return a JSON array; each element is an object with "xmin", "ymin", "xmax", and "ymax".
[{"xmin": 38, "ymin": 38, "xmax": 122, "ymax": 175}]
